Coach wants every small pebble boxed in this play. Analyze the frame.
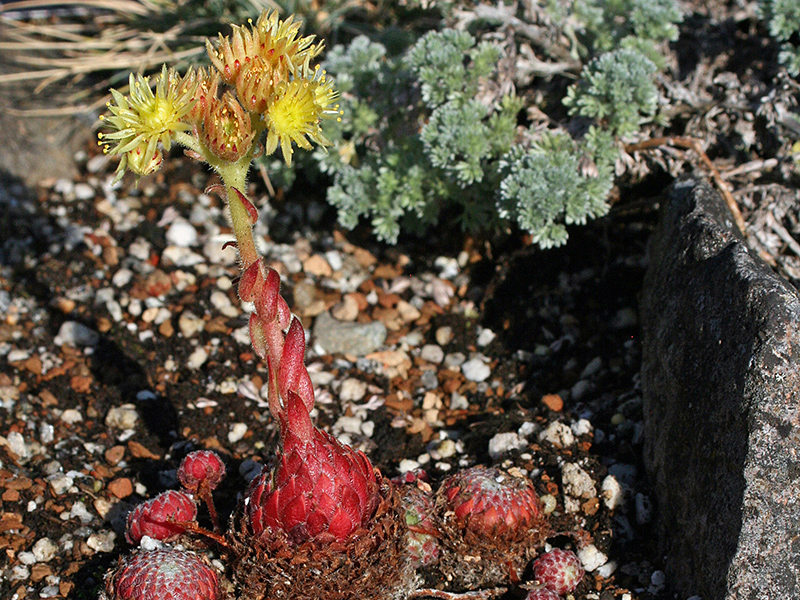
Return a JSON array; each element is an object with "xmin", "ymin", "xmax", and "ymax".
[
  {"xmin": 54, "ymin": 321, "xmax": 99, "ymax": 347},
  {"xmin": 165, "ymin": 220, "xmax": 198, "ymax": 247},
  {"xmin": 577, "ymin": 543, "xmax": 608, "ymax": 572},
  {"xmin": 488, "ymin": 432, "xmax": 526, "ymax": 460},
  {"xmin": 539, "ymin": 421, "xmax": 575, "ymax": 448},
  {"xmin": 596, "ymin": 561, "xmax": 618, "ymax": 578},
  {"xmin": 428, "ymin": 438, "xmax": 457, "ymax": 460},
  {"xmin": 111, "ymin": 268, "xmax": 133, "ymax": 287},
  {"xmin": 186, "ymin": 347, "xmax": 209, "ymax": 370},
  {"xmin": 32, "ymin": 538, "xmax": 58, "ymax": 562},
  {"xmin": 443, "ymin": 352, "xmax": 465, "ymax": 368},
  {"xmin": 40, "ymin": 584, "xmax": 60, "ymax": 598},
  {"xmin": 571, "ymin": 418, "xmax": 593, "ymax": 436},
  {"xmin": 398, "ymin": 459, "xmax": 421, "ymax": 474},
  {"xmin": 7, "ymin": 431, "xmax": 30, "ymax": 460},
  {"xmin": 105, "ymin": 405, "xmax": 139, "ymax": 430},
  {"xmin": 540, "ymin": 494, "xmax": 557, "ymax": 515},
  {"xmin": 228, "ymin": 422, "xmax": 248, "ymax": 443},
  {"xmin": 48, "ymin": 473, "xmax": 74, "ymax": 495},
  {"xmin": 435, "ymin": 326, "xmax": 454, "ymax": 346},
  {"xmin": 461, "ymin": 357, "xmax": 491, "ymax": 382},
  {"xmin": 601, "ymin": 475, "xmax": 625, "ymax": 510},
  {"xmin": 339, "ymin": 378, "xmax": 367, "ymax": 402},
  {"xmin": 420, "ymin": 344, "xmax": 444, "ymax": 364},
  {"xmin": 450, "ymin": 392, "xmax": 469, "ymax": 411},
  {"xmin": 476, "ymin": 327, "xmax": 496, "ymax": 347},
  {"xmin": 60, "ymin": 409, "xmax": 83, "ymax": 424},
  {"xmin": 86, "ymin": 531, "xmax": 116, "ymax": 553},
  {"xmin": 70, "ymin": 501, "xmax": 94, "ymax": 524},
  {"xmin": 73, "ymin": 183, "xmax": 95, "ymax": 201},
  {"xmin": 561, "ymin": 463, "xmax": 596, "ymax": 499}
]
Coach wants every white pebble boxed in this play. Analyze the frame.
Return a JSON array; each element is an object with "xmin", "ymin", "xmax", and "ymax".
[
  {"xmin": 540, "ymin": 494, "xmax": 557, "ymax": 514},
  {"xmin": 449, "ymin": 392, "xmax": 469, "ymax": 411},
  {"xmin": 86, "ymin": 531, "xmax": 116, "ymax": 553},
  {"xmin": 398, "ymin": 459, "xmax": 420, "ymax": 474},
  {"xmin": 360, "ymin": 420, "xmax": 375, "ymax": 437},
  {"xmin": 32, "ymin": 538, "xmax": 59, "ymax": 562},
  {"xmin": 228, "ymin": 422, "xmax": 248, "ymax": 443},
  {"xmin": 420, "ymin": 344, "xmax": 444, "ymax": 364},
  {"xmin": 596, "ymin": 560, "xmax": 618, "ymax": 578},
  {"xmin": 18, "ymin": 550, "xmax": 37, "ymax": 565},
  {"xmin": 70, "ymin": 500, "xmax": 95, "ymax": 524},
  {"xmin": 518, "ymin": 421, "xmax": 538, "ymax": 438},
  {"xmin": 577, "ymin": 543, "xmax": 608, "ymax": 572},
  {"xmin": 488, "ymin": 432, "xmax": 526, "ymax": 460},
  {"xmin": 60, "ymin": 409, "xmax": 83, "ymax": 424},
  {"xmin": 74, "ymin": 183, "xmax": 95, "ymax": 201},
  {"xmin": 7, "ymin": 431, "xmax": 30, "ymax": 460},
  {"xmin": 429, "ymin": 438, "xmax": 457, "ymax": 460},
  {"xmin": 571, "ymin": 418, "xmax": 593, "ymax": 437},
  {"xmin": 335, "ymin": 416, "xmax": 363, "ymax": 435},
  {"xmin": 538, "ymin": 421, "xmax": 575, "ymax": 448},
  {"xmin": 7, "ymin": 349, "xmax": 30, "ymax": 362},
  {"xmin": 339, "ymin": 378, "xmax": 367, "ymax": 402},
  {"xmin": 601, "ymin": 475, "xmax": 625, "ymax": 510},
  {"xmin": 105, "ymin": 404, "xmax": 139, "ymax": 430},
  {"xmin": 48, "ymin": 473, "xmax": 74, "ymax": 495},
  {"xmin": 54, "ymin": 321, "xmax": 99, "ymax": 347},
  {"xmin": 8, "ymin": 564, "xmax": 30, "ymax": 581},
  {"xmin": 186, "ymin": 347, "xmax": 209, "ymax": 370},
  {"xmin": 461, "ymin": 357, "xmax": 491, "ymax": 382},
  {"xmin": 165, "ymin": 220, "xmax": 198, "ymax": 247},
  {"xmin": 562, "ymin": 463, "xmax": 596, "ymax": 499},
  {"xmin": 476, "ymin": 328, "xmax": 496, "ymax": 347}
]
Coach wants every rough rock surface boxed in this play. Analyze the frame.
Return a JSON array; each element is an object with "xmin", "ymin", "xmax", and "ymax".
[{"xmin": 641, "ymin": 178, "xmax": 800, "ymax": 600}]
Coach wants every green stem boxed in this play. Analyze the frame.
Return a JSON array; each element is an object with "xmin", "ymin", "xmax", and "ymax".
[{"xmin": 174, "ymin": 131, "xmax": 260, "ymax": 270}]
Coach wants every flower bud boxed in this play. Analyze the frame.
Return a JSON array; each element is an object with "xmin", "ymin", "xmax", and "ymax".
[{"xmin": 202, "ymin": 92, "xmax": 255, "ymax": 162}]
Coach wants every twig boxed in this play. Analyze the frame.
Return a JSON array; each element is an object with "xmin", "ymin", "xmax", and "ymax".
[
  {"xmin": 719, "ymin": 158, "xmax": 779, "ymax": 180},
  {"xmin": 625, "ymin": 136, "xmax": 747, "ymax": 236},
  {"xmin": 407, "ymin": 588, "xmax": 507, "ymax": 600},
  {"xmin": 765, "ymin": 211, "xmax": 800, "ymax": 259}
]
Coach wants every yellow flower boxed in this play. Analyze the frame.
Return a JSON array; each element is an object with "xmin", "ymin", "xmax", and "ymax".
[
  {"xmin": 98, "ymin": 65, "xmax": 196, "ymax": 183},
  {"xmin": 265, "ymin": 67, "xmax": 340, "ymax": 165}
]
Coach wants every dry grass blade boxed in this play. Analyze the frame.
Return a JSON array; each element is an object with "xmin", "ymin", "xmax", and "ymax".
[{"xmin": 0, "ymin": 0, "xmax": 162, "ymax": 17}]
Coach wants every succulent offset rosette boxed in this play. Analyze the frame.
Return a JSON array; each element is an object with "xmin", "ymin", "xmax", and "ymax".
[
  {"xmin": 126, "ymin": 490, "xmax": 198, "ymax": 545},
  {"xmin": 435, "ymin": 466, "xmax": 549, "ymax": 589},
  {"xmin": 102, "ymin": 549, "xmax": 219, "ymax": 600}
]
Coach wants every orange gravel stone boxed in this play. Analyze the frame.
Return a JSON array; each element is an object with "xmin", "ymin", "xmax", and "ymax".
[
  {"xmin": 107, "ymin": 478, "xmax": 133, "ymax": 499},
  {"xmin": 541, "ymin": 393, "xmax": 564, "ymax": 412},
  {"xmin": 127, "ymin": 441, "xmax": 160, "ymax": 459},
  {"xmin": 105, "ymin": 445, "xmax": 126, "ymax": 466}
]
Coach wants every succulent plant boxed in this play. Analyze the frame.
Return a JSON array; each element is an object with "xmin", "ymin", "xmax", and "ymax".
[
  {"xmin": 125, "ymin": 490, "xmax": 197, "ymax": 545},
  {"xmin": 532, "ymin": 548, "xmax": 585, "ymax": 595},
  {"xmin": 441, "ymin": 466, "xmax": 542, "ymax": 539},
  {"xmin": 178, "ymin": 450, "xmax": 226, "ymax": 495},
  {"xmin": 103, "ymin": 549, "xmax": 218, "ymax": 600},
  {"xmin": 246, "ymin": 355, "xmax": 381, "ymax": 543},
  {"xmin": 400, "ymin": 484, "xmax": 441, "ymax": 568}
]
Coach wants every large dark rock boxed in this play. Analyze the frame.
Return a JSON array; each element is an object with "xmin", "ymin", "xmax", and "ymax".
[{"xmin": 641, "ymin": 179, "xmax": 800, "ymax": 600}]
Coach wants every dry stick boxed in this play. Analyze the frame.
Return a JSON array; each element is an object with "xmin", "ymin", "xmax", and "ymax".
[
  {"xmin": 408, "ymin": 588, "xmax": 507, "ymax": 600},
  {"xmin": 625, "ymin": 136, "xmax": 747, "ymax": 236},
  {"xmin": 766, "ymin": 211, "xmax": 800, "ymax": 259}
]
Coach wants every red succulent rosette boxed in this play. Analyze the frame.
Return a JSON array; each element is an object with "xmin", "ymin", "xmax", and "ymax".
[
  {"xmin": 125, "ymin": 490, "xmax": 198, "ymax": 544},
  {"xmin": 442, "ymin": 465, "xmax": 542, "ymax": 538},
  {"xmin": 104, "ymin": 548, "xmax": 218, "ymax": 600},
  {"xmin": 178, "ymin": 450, "xmax": 226, "ymax": 494}
]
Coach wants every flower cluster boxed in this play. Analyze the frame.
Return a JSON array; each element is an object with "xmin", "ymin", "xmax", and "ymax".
[{"xmin": 99, "ymin": 9, "xmax": 339, "ymax": 186}]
